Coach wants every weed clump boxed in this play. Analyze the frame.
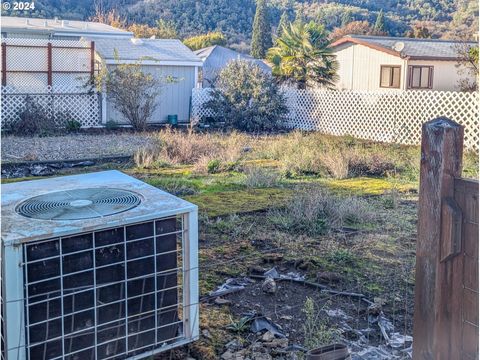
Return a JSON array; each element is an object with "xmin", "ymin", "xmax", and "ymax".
[
  {"xmin": 134, "ymin": 128, "xmax": 247, "ymax": 172},
  {"xmin": 268, "ymin": 188, "xmax": 375, "ymax": 235},
  {"xmin": 303, "ymin": 297, "xmax": 338, "ymax": 350},
  {"xmin": 243, "ymin": 166, "xmax": 281, "ymax": 188}
]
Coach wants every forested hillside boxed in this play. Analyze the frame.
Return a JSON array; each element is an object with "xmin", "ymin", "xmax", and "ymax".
[{"xmin": 3, "ymin": 0, "xmax": 478, "ymax": 47}]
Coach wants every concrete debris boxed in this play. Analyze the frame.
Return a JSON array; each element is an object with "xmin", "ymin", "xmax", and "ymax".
[
  {"xmin": 2, "ymin": 160, "xmax": 97, "ymax": 178},
  {"xmin": 263, "ymin": 338, "xmax": 289, "ymax": 349},
  {"xmin": 249, "ymin": 314, "xmax": 285, "ymax": 338},
  {"xmin": 202, "ymin": 329, "xmax": 212, "ymax": 339},
  {"xmin": 261, "ymin": 277, "xmax": 277, "ymax": 294},
  {"xmin": 214, "ymin": 297, "xmax": 232, "ymax": 305},
  {"xmin": 325, "ymin": 309, "xmax": 351, "ymax": 320},
  {"xmin": 209, "ymin": 278, "xmax": 253, "ymax": 298},
  {"xmin": 262, "ymin": 267, "xmax": 305, "ymax": 282},
  {"xmin": 225, "ymin": 339, "xmax": 244, "ymax": 351},
  {"xmin": 261, "ymin": 331, "xmax": 276, "ymax": 342},
  {"xmin": 30, "ymin": 165, "xmax": 54, "ymax": 176},
  {"xmin": 251, "ymin": 353, "xmax": 272, "ymax": 360}
]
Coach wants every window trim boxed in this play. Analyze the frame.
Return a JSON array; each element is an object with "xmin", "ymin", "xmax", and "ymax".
[
  {"xmin": 379, "ymin": 65, "xmax": 401, "ymax": 89},
  {"xmin": 408, "ymin": 65, "xmax": 434, "ymax": 89}
]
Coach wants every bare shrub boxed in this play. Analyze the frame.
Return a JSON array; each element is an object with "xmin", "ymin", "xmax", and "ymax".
[
  {"xmin": 104, "ymin": 62, "xmax": 177, "ymax": 130},
  {"xmin": 10, "ymin": 96, "xmax": 57, "ymax": 136},
  {"xmin": 243, "ymin": 166, "xmax": 280, "ymax": 188}
]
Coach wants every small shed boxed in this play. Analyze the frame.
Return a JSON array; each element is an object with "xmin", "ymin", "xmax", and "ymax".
[
  {"xmin": 194, "ymin": 45, "xmax": 271, "ymax": 87},
  {"xmin": 93, "ymin": 37, "xmax": 202, "ymax": 124}
]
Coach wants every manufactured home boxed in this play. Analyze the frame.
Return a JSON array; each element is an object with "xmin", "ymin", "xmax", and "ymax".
[{"xmin": 330, "ymin": 35, "xmax": 477, "ymax": 91}]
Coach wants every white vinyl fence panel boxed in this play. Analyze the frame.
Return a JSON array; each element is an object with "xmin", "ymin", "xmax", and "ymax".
[{"xmin": 191, "ymin": 88, "xmax": 479, "ymax": 150}]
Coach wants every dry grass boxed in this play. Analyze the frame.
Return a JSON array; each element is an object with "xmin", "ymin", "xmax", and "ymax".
[
  {"xmin": 243, "ymin": 166, "xmax": 281, "ymax": 188},
  {"xmin": 134, "ymin": 129, "xmax": 477, "ymax": 181},
  {"xmin": 134, "ymin": 128, "xmax": 249, "ymax": 172},
  {"xmin": 268, "ymin": 188, "xmax": 376, "ymax": 235},
  {"xmin": 259, "ymin": 131, "xmax": 410, "ymax": 179}
]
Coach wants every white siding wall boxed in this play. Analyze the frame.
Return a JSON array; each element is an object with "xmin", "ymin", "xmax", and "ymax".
[
  {"xmin": 334, "ymin": 43, "xmax": 406, "ymax": 91},
  {"xmin": 106, "ymin": 64, "xmax": 196, "ymax": 124},
  {"xmin": 407, "ymin": 59, "xmax": 463, "ymax": 91}
]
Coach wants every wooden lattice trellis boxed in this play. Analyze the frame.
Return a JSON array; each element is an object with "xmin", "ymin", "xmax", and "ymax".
[
  {"xmin": 191, "ymin": 88, "xmax": 479, "ymax": 150},
  {"xmin": 1, "ymin": 86, "xmax": 100, "ymax": 128}
]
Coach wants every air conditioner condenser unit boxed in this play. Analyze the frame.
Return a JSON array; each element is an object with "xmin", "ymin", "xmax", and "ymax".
[{"xmin": 1, "ymin": 170, "xmax": 199, "ymax": 359}]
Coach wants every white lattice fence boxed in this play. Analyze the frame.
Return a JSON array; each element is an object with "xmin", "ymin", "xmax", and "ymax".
[
  {"xmin": 1, "ymin": 86, "xmax": 100, "ymax": 128},
  {"xmin": 191, "ymin": 88, "xmax": 479, "ymax": 150}
]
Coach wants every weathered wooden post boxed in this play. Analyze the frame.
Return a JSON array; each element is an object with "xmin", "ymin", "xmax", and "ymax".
[{"xmin": 413, "ymin": 117, "xmax": 464, "ymax": 359}]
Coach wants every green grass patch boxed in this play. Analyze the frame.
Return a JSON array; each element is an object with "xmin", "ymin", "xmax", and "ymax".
[
  {"xmin": 319, "ymin": 177, "xmax": 417, "ymax": 196},
  {"xmin": 185, "ymin": 188, "xmax": 294, "ymax": 217}
]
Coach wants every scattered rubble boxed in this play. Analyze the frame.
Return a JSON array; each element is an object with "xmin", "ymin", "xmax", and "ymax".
[
  {"xmin": 262, "ymin": 277, "xmax": 277, "ymax": 294},
  {"xmin": 1, "ymin": 159, "xmax": 101, "ymax": 178},
  {"xmin": 207, "ymin": 278, "xmax": 254, "ymax": 299},
  {"xmin": 210, "ymin": 267, "xmax": 413, "ymax": 360}
]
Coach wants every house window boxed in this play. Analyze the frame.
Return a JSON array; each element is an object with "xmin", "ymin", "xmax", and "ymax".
[
  {"xmin": 380, "ymin": 66, "xmax": 401, "ymax": 88},
  {"xmin": 408, "ymin": 66, "xmax": 433, "ymax": 89}
]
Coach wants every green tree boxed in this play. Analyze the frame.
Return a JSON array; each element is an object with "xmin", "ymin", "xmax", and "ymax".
[
  {"xmin": 277, "ymin": 11, "xmax": 289, "ymax": 37},
  {"xmin": 341, "ymin": 10, "xmax": 352, "ymax": 27},
  {"xmin": 183, "ymin": 32, "xmax": 227, "ymax": 50},
  {"xmin": 456, "ymin": 44, "xmax": 479, "ymax": 91},
  {"xmin": 374, "ymin": 9, "xmax": 386, "ymax": 33},
  {"xmin": 267, "ymin": 21, "xmax": 338, "ymax": 89},
  {"xmin": 203, "ymin": 60, "xmax": 287, "ymax": 132},
  {"xmin": 127, "ymin": 20, "xmax": 178, "ymax": 39},
  {"xmin": 155, "ymin": 19, "xmax": 178, "ymax": 38},
  {"xmin": 251, "ymin": 0, "xmax": 272, "ymax": 59}
]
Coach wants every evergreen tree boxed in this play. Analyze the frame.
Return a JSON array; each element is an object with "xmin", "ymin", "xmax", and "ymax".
[
  {"xmin": 341, "ymin": 10, "xmax": 352, "ymax": 27},
  {"xmin": 277, "ymin": 11, "xmax": 289, "ymax": 37},
  {"xmin": 251, "ymin": 0, "xmax": 272, "ymax": 59},
  {"xmin": 374, "ymin": 9, "xmax": 386, "ymax": 33}
]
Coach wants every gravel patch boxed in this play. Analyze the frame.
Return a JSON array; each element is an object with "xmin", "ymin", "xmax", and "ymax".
[{"xmin": 1, "ymin": 133, "xmax": 155, "ymax": 163}]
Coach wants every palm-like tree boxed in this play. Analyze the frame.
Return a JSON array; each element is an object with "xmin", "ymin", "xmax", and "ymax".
[{"xmin": 267, "ymin": 21, "xmax": 339, "ymax": 89}]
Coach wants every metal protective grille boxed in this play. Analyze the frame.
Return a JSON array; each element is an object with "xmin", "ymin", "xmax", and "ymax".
[
  {"xmin": 22, "ymin": 217, "xmax": 184, "ymax": 360},
  {"xmin": 16, "ymin": 188, "xmax": 142, "ymax": 221}
]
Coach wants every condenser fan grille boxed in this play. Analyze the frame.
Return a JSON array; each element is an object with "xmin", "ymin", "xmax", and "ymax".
[{"xmin": 16, "ymin": 188, "xmax": 142, "ymax": 220}]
